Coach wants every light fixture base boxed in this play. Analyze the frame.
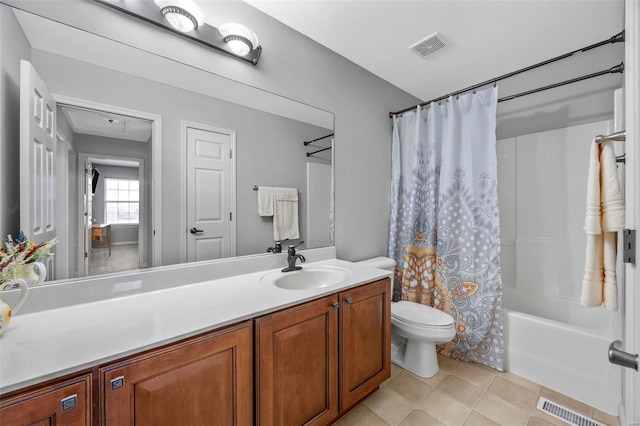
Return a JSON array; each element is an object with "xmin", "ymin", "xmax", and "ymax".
[{"xmin": 93, "ymin": 0, "xmax": 261, "ymax": 65}]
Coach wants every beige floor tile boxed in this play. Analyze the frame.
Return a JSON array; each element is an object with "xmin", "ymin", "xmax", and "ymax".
[
  {"xmin": 474, "ymin": 392, "xmax": 529, "ymax": 426},
  {"xmin": 419, "ymin": 389, "xmax": 472, "ymax": 426},
  {"xmin": 526, "ymin": 416, "xmax": 556, "ymax": 426},
  {"xmin": 387, "ymin": 371, "xmax": 433, "ymax": 404},
  {"xmin": 486, "ymin": 376, "xmax": 538, "ymax": 411},
  {"xmin": 398, "ymin": 409, "xmax": 446, "ymax": 426},
  {"xmin": 592, "ymin": 408, "xmax": 620, "ymax": 426},
  {"xmin": 450, "ymin": 361, "xmax": 497, "ymax": 390},
  {"xmin": 382, "ymin": 363, "xmax": 404, "ymax": 387},
  {"xmin": 438, "ymin": 354, "xmax": 461, "ymax": 370},
  {"xmin": 436, "ymin": 375, "xmax": 484, "ymax": 408},
  {"xmin": 463, "ymin": 411, "xmax": 499, "ymax": 425},
  {"xmin": 419, "ymin": 368, "xmax": 448, "ymax": 387},
  {"xmin": 529, "ymin": 409, "xmax": 568, "ymax": 426},
  {"xmin": 539, "ymin": 387, "xmax": 593, "ymax": 418},
  {"xmin": 334, "ymin": 404, "xmax": 390, "ymax": 426},
  {"xmin": 498, "ymin": 371, "xmax": 541, "ymax": 394},
  {"xmin": 363, "ymin": 387, "xmax": 414, "ymax": 426}
]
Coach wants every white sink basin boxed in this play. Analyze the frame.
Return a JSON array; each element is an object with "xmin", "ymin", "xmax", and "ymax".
[{"xmin": 261, "ymin": 266, "xmax": 352, "ymax": 290}]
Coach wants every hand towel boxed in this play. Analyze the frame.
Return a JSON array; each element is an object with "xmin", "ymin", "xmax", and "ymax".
[
  {"xmin": 273, "ymin": 187, "xmax": 299, "ymax": 241},
  {"xmin": 580, "ymin": 139, "xmax": 624, "ymax": 311},
  {"xmin": 600, "ymin": 141, "xmax": 625, "ymax": 232},
  {"xmin": 257, "ymin": 186, "xmax": 275, "ymax": 217}
]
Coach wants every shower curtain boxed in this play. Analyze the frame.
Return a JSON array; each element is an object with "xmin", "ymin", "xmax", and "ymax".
[{"xmin": 389, "ymin": 86, "xmax": 503, "ymax": 371}]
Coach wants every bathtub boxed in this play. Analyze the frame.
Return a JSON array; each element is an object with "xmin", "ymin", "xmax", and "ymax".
[{"xmin": 504, "ymin": 309, "xmax": 621, "ymax": 414}]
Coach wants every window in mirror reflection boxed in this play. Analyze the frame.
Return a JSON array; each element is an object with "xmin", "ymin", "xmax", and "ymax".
[{"xmin": 105, "ymin": 178, "xmax": 140, "ymax": 224}]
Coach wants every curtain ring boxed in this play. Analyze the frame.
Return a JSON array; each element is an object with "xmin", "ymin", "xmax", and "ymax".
[
  {"xmin": 492, "ymin": 81, "xmax": 497, "ymax": 88},
  {"xmin": 473, "ymin": 89, "xmax": 477, "ymax": 94}
]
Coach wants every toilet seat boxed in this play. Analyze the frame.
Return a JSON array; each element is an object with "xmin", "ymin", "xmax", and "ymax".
[{"xmin": 391, "ymin": 301, "xmax": 454, "ymax": 328}]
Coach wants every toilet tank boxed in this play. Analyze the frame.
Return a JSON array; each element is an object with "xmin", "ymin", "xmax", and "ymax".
[
  {"xmin": 357, "ymin": 257, "xmax": 396, "ymax": 298},
  {"xmin": 357, "ymin": 256, "xmax": 396, "ymax": 271}
]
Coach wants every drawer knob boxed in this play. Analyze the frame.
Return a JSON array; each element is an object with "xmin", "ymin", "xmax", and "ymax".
[{"xmin": 345, "ymin": 297, "xmax": 353, "ymax": 305}]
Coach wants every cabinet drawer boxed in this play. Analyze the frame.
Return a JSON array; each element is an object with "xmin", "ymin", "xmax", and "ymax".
[{"xmin": 0, "ymin": 374, "xmax": 92, "ymax": 426}]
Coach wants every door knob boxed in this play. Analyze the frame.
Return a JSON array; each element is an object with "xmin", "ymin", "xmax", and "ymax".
[
  {"xmin": 608, "ymin": 340, "xmax": 638, "ymax": 371},
  {"xmin": 190, "ymin": 228, "xmax": 204, "ymax": 235}
]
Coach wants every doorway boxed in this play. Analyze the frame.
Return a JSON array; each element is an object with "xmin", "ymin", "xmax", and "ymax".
[{"xmin": 57, "ymin": 101, "xmax": 156, "ymax": 278}]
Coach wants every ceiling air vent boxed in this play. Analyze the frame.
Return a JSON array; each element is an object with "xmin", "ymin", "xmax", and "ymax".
[{"xmin": 409, "ymin": 32, "xmax": 447, "ymax": 58}]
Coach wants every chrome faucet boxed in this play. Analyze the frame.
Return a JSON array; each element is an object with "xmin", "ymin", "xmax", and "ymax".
[
  {"xmin": 267, "ymin": 239, "xmax": 288, "ymax": 253},
  {"xmin": 282, "ymin": 241, "xmax": 306, "ymax": 272}
]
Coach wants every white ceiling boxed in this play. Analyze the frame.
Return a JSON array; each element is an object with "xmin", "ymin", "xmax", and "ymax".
[
  {"xmin": 245, "ymin": 0, "xmax": 625, "ymax": 102},
  {"xmin": 60, "ymin": 106, "xmax": 152, "ymax": 142}
]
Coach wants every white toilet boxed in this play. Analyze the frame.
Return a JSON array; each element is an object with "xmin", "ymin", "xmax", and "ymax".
[{"xmin": 358, "ymin": 257, "xmax": 456, "ymax": 378}]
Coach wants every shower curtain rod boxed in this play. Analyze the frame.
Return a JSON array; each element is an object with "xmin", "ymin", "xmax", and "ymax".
[
  {"xmin": 303, "ymin": 133, "xmax": 334, "ymax": 146},
  {"xmin": 497, "ymin": 62, "xmax": 624, "ymax": 103},
  {"xmin": 389, "ymin": 30, "xmax": 624, "ymax": 117},
  {"xmin": 307, "ymin": 146, "xmax": 332, "ymax": 157}
]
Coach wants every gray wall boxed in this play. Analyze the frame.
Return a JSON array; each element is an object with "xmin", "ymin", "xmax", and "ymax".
[
  {"xmin": 6, "ymin": 1, "xmax": 421, "ymax": 263},
  {"xmin": 0, "ymin": 5, "xmax": 30, "ymax": 240},
  {"xmin": 90, "ymin": 163, "xmax": 140, "ymax": 244}
]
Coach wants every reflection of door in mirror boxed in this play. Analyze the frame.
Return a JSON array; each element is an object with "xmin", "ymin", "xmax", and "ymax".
[
  {"xmin": 186, "ymin": 124, "xmax": 236, "ymax": 262},
  {"xmin": 19, "ymin": 60, "xmax": 57, "ymax": 281},
  {"xmin": 83, "ymin": 159, "xmax": 93, "ymax": 276}
]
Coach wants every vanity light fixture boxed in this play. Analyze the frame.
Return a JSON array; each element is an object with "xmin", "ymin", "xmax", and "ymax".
[
  {"xmin": 93, "ymin": 0, "xmax": 262, "ymax": 65},
  {"xmin": 154, "ymin": 0, "xmax": 205, "ymax": 33},
  {"xmin": 219, "ymin": 23, "xmax": 260, "ymax": 57}
]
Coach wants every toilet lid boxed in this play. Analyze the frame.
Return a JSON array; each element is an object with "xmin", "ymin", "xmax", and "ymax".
[{"xmin": 391, "ymin": 301, "xmax": 454, "ymax": 327}]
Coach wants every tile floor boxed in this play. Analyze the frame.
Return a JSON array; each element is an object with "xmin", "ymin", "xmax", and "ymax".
[
  {"xmin": 88, "ymin": 243, "xmax": 139, "ymax": 276},
  {"xmin": 336, "ymin": 356, "xmax": 619, "ymax": 426}
]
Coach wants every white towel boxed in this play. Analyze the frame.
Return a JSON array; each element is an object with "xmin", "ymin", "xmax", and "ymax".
[
  {"xmin": 273, "ymin": 187, "xmax": 299, "ymax": 241},
  {"xmin": 257, "ymin": 186, "xmax": 275, "ymax": 217},
  {"xmin": 580, "ymin": 139, "xmax": 624, "ymax": 311}
]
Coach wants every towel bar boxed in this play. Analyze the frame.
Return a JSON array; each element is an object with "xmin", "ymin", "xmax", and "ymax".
[{"xmin": 595, "ymin": 130, "xmax": 625, "ymax": 143}]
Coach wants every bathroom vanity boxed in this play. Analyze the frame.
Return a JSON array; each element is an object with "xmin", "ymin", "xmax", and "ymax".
[{"xmin": 0, "ymin": 254, "xmax": 391, "ymax": 425}]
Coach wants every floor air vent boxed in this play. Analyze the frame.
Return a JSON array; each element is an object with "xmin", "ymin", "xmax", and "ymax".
[{"xmin": 536, "ymin": 397, "xmax": 604, "ymax": 426}]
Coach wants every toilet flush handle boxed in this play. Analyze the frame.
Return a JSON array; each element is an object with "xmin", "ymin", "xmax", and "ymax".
[{"xmin": 608, "ymin": 340, "xmax": 638, "ymax": 371}]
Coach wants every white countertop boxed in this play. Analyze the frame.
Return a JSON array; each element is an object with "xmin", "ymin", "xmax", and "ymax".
[{"xmin": 0, "ymin": 257, "xmax": 391, "ymax": 394}]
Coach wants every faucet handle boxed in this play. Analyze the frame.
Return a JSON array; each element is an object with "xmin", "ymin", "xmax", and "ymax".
[{"xmin": 289, "ymin": 240, "xmax": 304, "ymax": 249}]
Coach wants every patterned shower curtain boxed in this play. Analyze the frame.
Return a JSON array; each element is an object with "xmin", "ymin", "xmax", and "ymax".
[{"xmin": 388, "ymin": 86, "xmax": 503, "ymax": 371}]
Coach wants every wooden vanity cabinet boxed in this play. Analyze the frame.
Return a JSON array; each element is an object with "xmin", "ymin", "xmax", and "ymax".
[
  {"xmin": 99, "ymin": 321, "xmax": 253, "ymax": 426},
  {"xmin": 339, "ymin": 278, "xmax": 391, "ymax": 412},
  {"xmin": 0, "ymin": 374, "xmax": 92, "ymax": 426},
  {"xmin": 255, "ymin": 278, "xmax": 391, "ymax": 425}
]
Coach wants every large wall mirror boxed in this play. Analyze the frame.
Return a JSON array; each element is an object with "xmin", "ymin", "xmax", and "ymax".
[{"xmin": 3, "ymin": 5, "xmax": 335, "ymax": 285}]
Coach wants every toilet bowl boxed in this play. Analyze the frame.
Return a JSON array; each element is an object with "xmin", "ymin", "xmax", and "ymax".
[{"xmin": 357, "ymin": 256, "xmax": 456, "ymax": 378}]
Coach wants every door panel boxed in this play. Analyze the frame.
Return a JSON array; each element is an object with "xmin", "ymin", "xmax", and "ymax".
[
  {"xmin": 187, "ymin": 126, "xmax": 235, "ymax": 262},
  {"xmin": 20, "ymin": 60, "xmax": 57, "ymax": 269},
  {"xmin": 255, "ymin": 295, "xmax": 339, "ymax": 426}
]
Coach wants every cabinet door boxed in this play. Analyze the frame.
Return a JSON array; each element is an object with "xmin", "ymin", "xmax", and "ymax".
[
  {"xmin": 0, "ymin": 374, "xmax": 91, "ymax": 426},
  {"xmin": 340, "ymin": 278, "xmax": 391, "ymax": 411},
  {"xmin": 255, "ymin": 295, "xmax": 338, "ymax": 426},
  {"xmin": 101, "ymin": 321, "xmax": 252, "ymax": 426}
]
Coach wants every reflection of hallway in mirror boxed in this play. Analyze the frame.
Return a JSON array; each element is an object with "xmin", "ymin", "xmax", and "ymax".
[{"xmin": 88, "ymin": 243, "xmax": 139, "ymax": 276}]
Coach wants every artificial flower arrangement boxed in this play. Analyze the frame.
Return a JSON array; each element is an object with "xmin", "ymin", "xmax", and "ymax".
[{"xmin": 0, "ymin": 231, "xmax": 57, "ymax": 285}]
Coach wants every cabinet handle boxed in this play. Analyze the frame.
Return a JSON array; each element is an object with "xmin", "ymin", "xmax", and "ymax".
[
  {"xmin": 345, "ymin": 297, "xmax": 353, "ymax": 305},
  {"xmin": 111, "ymin": 376, "xmax": 125, "ymax": 391},
  {"xmin": 61, "ymin": 394, "xmax": 78, "ymax": 411},
  {"xmin": 332, "ymin": 302, "xmax": 339, "ymax": 310}
]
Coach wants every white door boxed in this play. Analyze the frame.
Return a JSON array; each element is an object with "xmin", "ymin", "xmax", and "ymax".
[
  {"xmin": 19, "ymin": 60, "xmax": 57, "ymax": 279},
  {"xmin": 83, "ymin": 160, "xmax": 93, "ymax": 276},
  {"xmin": 186, "ymin": 125, "xmax": 235, "ymax": 262}
]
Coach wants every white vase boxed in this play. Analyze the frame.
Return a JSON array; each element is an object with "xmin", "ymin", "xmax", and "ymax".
[
  {"xmin": 15, "ymin": 262, "xmax": 46, "ymax": 285},
  {"xmin": 0, "ymin": 279, "xmax": 29, "ymax": 336}
]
